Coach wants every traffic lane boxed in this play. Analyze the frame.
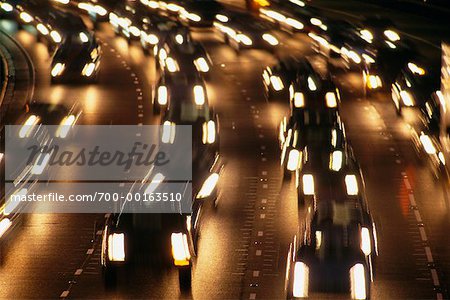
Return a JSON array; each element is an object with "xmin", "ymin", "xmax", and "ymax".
[
  {"xmin": 365, "ymin": 91, "xmax": 450, "ymax": 296},
  {"xmin": 0, "ymin": 18, "xmax": 143, "ymax": 299},
  {"xmin": 64, "ymin": 28, "xmax": 286, "ymax": 299},
  {"xmin": 0, "ymin": 213, "xmax": 105, "ymax": 299},
  {"xmin": 332, "ymin": 66, "xmax": 438, "ymax": 299},
  {"xmin": 0, "ymin": 21, "xmax": 140, "ymax": 125}
]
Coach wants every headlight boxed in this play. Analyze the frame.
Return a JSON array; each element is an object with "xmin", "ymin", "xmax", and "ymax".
[
  {"xmin": 195, "ymin": 57, "xmax": 210, "ymax": 73},
  {"xmin": 193, "ymin": 85, "xmax": 205, "ymax": 105},
  {"xmin": 293, "ymin": 262, "xmax": 309, "ymax": 298},
  {"xmin": 310, "ymin": 18, "xmax": 322, "ymax": 26},
  {"xmin": 36, "ymin": 24, "xmax": 49, "ymax": 35},
  {"xmin": 197, "ymin": 173, "xmax": 219, "ymax": 199},
  {"xmin": 53, "ymin": 0, "xmax": 69, "ymax": 4},
  {"xmin": 108, "ymin": 233, "xmax": 125, "ymax": 262},
  {"xmin": 0, "ymin": 218, "xmax": 12, "ymax": 238},
  {"xmin": 400, "ymin": 90, "xmax": 414, "ymax": 106},
  {"xmin": 262, "ymin": 33, "xmax": 279, "ymax": 46},
  {"xmin": 367, "ymin": 75, "xmax": 382, "ymax": 89},
  {"xmin": 19, "ymin": 115, "xmax": 40, "ymax": 138},
  {"xmin": 1, "ymin": 3, "xmax": 14, "ymax": 12},
  {"xmin": 269, "ymin": 75, "xmax": 283, "ymax": 91},
  {"xmin": 285, "ymin": 18, "xmax": 304, "ymax": 30},
  {"xmin": 165, "ymin": 57, "xmax": 179, "ymax": 73},
  {"xmin": 81, "ymin": 63, "xmax": 96, "ymax": 77},
  {"xmin": 362, "ymin": 53, "xmax": 375, "ymax": 64},
  {"xmin": 216, "ymin": 14, "xmax": 229, "ymax": 23},
  {"xmin": 175, "ymin": 34, "xmax": 184, "ymax": 44},
  {"xmin": 79, "ymin": 32, "xmax": 89, "ymax": 43},
  {"xmin": 129, "ymin": 25, "xmax": 141, "ymax": 37},
  {"xmin": 20, "ymin": 12, "xmax": 33, "ymax": 23},
  {"xmin": 94, "ymin": 5, "xmax": 107, "ymax": 16},
  {"xmin": 307, "ymin": 76, "xmax": 317, "ymax": 91},
  {"xmin": 237, "ymin": 34, "xmax": 252, "ymax": 46},
  {"xmin": 187, "ymin": 13, "xmax": 201, "ymax": 22},
  {"xmin": 157, "ymin": 85, "xmax": 168, "ymax": 105},
  {"xmin": 325, "ymin": 92, "xmax": 337, "ymax": 108},
  {"xmin": 145, "ymin": 33, "xmax": 159, "ymax": 45},
  {"xmin": 56, "ymin": 115, "xmax": 76, "ymax": 138},
  {"xmin": 345, "ymin": 174, "xmax": 359, "ymax": 196},
  {"xmin": 293, "ymin": 92, "xmax": 304, "ymax": 108},
  {"xmin": 384, "ymin": 29, "xmax": 400, "ymax": 42},
  {"xmin": 50, "ymin": 31, "xmax": 62, "ymax": 43},
  {"xmin": 287, "ymin": 149, "xmax": 301, "ymax": 171},
  {"xmin": 407, "ymin": 62, "xmax": 426, "ymax": 76},
  {"xmin": 31, "ymin": 152, "xmax": 51, "ymax": 175},
  {"xmin": 302, "ymin": 174, "xmax": 314, "ymax": 196},
  {"xmin": 144, "ymin": 173, "xmax": 165, "ymax": 194},
  {"xmin": 171, "ymin": 233, "xmax": 191, "ymax": 266},
  {"xmin": 360, "ymin": 29, "xmax": 373, "ymax": 43},
  {"xmin": 350, "ymin": 263, "xmax": 367, "ymax": 300},
  {"xmin": 161, "ymin": 121, "xmax": 176, "ymax": 144},
  {"xmin": 419, "ymin": 133, "xmax": 436, "ymax": 154},
  {"xmin": 51, "ymin": 63, "xmax": 65, "ymax": 77},
  {"xmin": 360, "ymin": 227, "xmax": 372, "ymax": 256},
  {"xmin": 348, "ymin": 51, "xmax": 361, "ymax": 64},
  {"xmin": 202, "ymin": 120, "xmax": 216, "ymax": 144},
  {"xmin": 329, "ymin": 150, "xmax": 343, "ymax": 171}
]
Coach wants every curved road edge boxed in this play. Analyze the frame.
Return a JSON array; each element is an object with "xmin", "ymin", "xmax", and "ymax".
[{"xmin": 0, "ymin": 29, "xmax": 35, "ymax": 125}]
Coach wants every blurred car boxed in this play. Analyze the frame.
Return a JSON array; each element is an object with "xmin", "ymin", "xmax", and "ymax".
[
  {"xmin": 285, "ymin": 198, "xmax": 377, "ymax": 299},
  {"xmin": 161, "ymin": 97, "xmax": 220, "ymax": 156},
  {"xmin": 155, "ymin": 27, "xmax": 212, "ymax": 75},
  {"xmin": 109, "ymin": 2, "xmax": 142, "ymax": 42},
  {"xmin": 391, "ymin": 61, "xmax": 439, "ymax": 115},
  {"xmin": 153, "ymin": 71, "xmax": 208, "ymax": 114},
  {"xmin": 280, "ymin": 114, "xmax": 347, "ymax": 182},
  {"xmin": 50, "ymin": 32, "xmax": 101, "ymax": 83},
  {"xmin": 139, "ymin": 14, "xmax": 180, "ymax": 55},
  {"xmin": 262, "ymin": 56, "xmax": 315, "ymax": 101},
  {"xmin": 77, "ymin": 0, "xmax": 117, "ymax": 25},
  {"xmin": 213, "ymin": 10, "xmax": 279, "ymax": 53},
  {"xmin": 358, "ymin": 16, "xmax": 402, "ymax": 48},
  {"xmin": 288, "ymin": 74, "xmax": 341, "ymax": 117},
  {"xmin": 179, "ymin": 0, "xmax": 224, "ymax": 28}
]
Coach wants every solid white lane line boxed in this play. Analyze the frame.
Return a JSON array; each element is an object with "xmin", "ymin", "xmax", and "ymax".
[
  {"xmin": 74, "ymin": 269, "xmax": 83, "ymax": 276},
  {"xmin": 60, "ymin": 291, "xmax": 69, "ymax": 298}
]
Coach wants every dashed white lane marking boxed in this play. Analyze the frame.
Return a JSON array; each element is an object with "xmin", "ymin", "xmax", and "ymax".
[
  {"xmin": 260, "ymin": 214, "xmax": 266, "ymax": 219},
  {"xmin": 136, "ymin": 133, "xmax": 141, "ymax": 137},
  {"xmin": 253, "ymin": 270, "xmax": 260, "ymax": 277},
  {"xmin": 138, "ymin": 123, "xmax": 143, "ymax": 126},
  {"xmin": 404, "ymin": 178, "xmax": 412, "ymax": 190},
  {"xmin": 424, "ymin": 246, "xmax": 434, "ymax": 263},
  {"xmin": 119, "ymin": 183, "xmax": 125, "ymax": 187},
  {"xmin": 260, "ymin": 145, "xmax": 266, "ymax": 150},
  {"xmin": 431, "ymin": 269, "xmax": 440, "ymax": 286},
  {"xmin": 86, "ymin": 248, "xmax": 94, "ymax": 255},
  {"xmin": 437, "ymin": 293, "xmax": 443, "ymax": 300},
  {"xmin": 74, "ymin": 269, "xmax": 83, "ymax": 276},
  {"xmin": 262, "ymin": 184, "xmax": 268, "ymax": 189},
  {"xmin": 261, "ymin": 199, "xmax": 267, "ymax": 204},
  {"xmin": 249, "ymin": 293, "xmax": 256, "ymax": 300},
  {"xmin": 96, "ymin": 230, "xmax": 103, "ymax": 236},
  {"xmin": 138, "ymin": 104, "xmax": 143, "ymax": 109},
  {"xmin": 255, "ymin": 250, "xmax": 262, "ymax": 256},
  {"xmin": 261, "ymin": 171, "xmax": 267, "ymax": 176},
  {"xmin": 395, "ymin": 159, "xmax": 402, "ymax": 164},
  {"xmin": 261, "ymin": 157, "xmax": 267, "ymax": 162},
  {"xmin": 257, "ymin": 231, "xmax": 264, "ymax": 237},
  {"xmin": 418, "ymin": 227, "xmax": 428, "ymax": 242},
  {"xmin": 138, "ymin": 113, "xmax": 144, "ymax": 118},
  {"xmin": 414, "ymin": 210, "xmax": 422, "ymax": 222},
  {"xmin": 60, "ymin": 291, "xmax": 69, "ymax": 298},
  {"xmin": 258, "ymin": 134, "xmax": 264, "ymax": 138},
  {"xmin": 408, "ymin": 193, "xmax": 417, "ymax": 206}
]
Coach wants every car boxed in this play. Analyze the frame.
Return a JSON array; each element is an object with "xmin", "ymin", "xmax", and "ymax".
[
  {"xmin": 153, "ymin": 71, "xmax": 208, "ymax": 114},
  {"xmin": 358, "ymin": 16, "xmax": 402, "ymax": 49},
  {"xmin": 139, "ymin": 14, "xmax": 180, "ymax": 55},
  {"xmin": 50, "ymin": 31, "xmax": 101, "ymax": 83},
  {"xmin": 155, "ymin": 26, "xmax": 212, "ymax": 75},
  {"xmin": 391, "ymin": 60, "xmax": 440, "ymax": 115},
  {"xmin": 288, "ymin": 74, "xmax": 341, "ymax": 117},
  {"xmin": 285, "ymin": 198, "xmax": 378, "ymax": 299},
  {"xmin": 109, "ymin": 1, "xmax": 143, "ymax": 42},
  {"xmin": 179, "ymin": 0, "xmax": 224, "ymax": 28},
  {"xmin": 280, "ymin": 113, "xmax": 347, "ymax": 182},
  {"xmin": 213, "ymin": 10, "xmax": 280, "ymax": 53},
  {"xmin": 77, "ymin": 0, "xmax": 117, "ymax": 26},
  {"xmin": 101, "ymin": 142, "xmax": 223, "ymax": 290},
  {"xmin": 160, "ymin": 94, "xmax": 220, "ymax": 157}
]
